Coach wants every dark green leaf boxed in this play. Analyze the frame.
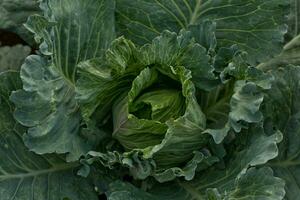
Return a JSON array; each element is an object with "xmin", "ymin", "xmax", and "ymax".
[
  {"xmin": 10, "ymin": 55, "xmax": 91, "ymax": 161},
  {"xmin": 265, "ymin": 65, "xmax": 300, "ymax": 200},
  {"xmin": 76, "ymin": 37, "xmax": 139, "ymax": 122},
  {"xmin": 204, "ymin": 53, "xmax": 273, "ymax": 144},
  {"xmin": 26, "ymin": 0, "xmax": 116, "ymax": 83},
  {"xmin": 106, "ymin": 128, "xmax": 284, "ymax": 200},
  {"xmin": 0, "ymin": 71, "xmax": 98, "ymax": 200},
  {"xmin": 116, "ymin": 0, "xmax": 289, "ymax": 64}
]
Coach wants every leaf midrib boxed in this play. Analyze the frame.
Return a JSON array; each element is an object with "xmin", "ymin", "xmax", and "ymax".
[{"xmin": 0, "ymin": 162, "xmax": 79, "ymax": 180}]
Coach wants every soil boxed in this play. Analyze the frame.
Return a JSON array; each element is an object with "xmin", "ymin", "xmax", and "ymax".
[{"xmin": 0, "ymin": 29, "xmax": 27, "ymax": 46}]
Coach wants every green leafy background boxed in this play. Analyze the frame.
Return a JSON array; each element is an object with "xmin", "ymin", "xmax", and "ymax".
[{"xmin": 0, "ymin": 0, "xmax": 298, "ymax": 200}]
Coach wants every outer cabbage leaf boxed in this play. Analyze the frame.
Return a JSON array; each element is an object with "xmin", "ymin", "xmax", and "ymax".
[
  {"xmin": 25, "ymin": 0, "xmax": 116, "ymax": 83},
  {"xmin": 258, "ymin": 34, "xmax": 300, "ymax": 69},
  {"xmin": 0, "ymin": 71, "xmax": 98, "ymax": 200},
  {"xmin": 10, "ymin": 55, "xmax": 91, "ymax": 161},
  {"xmin": 107, "ymin": 168, "xmax": 283, "ymax": 200},
  {"xmin": 9, "ymin": 0, "xmax": 116, "ymax": 160},
  {"xmin": 247, "ymin": 1, "xmax": 300, "ymax": 69},
  {"xmin": 204, "ymin": 81, "xmax": 267, "ymax": 144},
  {"xmin": 0, "ymin": 45, "xmax": 31, "ymax": 72},
  {"xmin": 204, "ymin": 51, "xmax": 273, "ymax": 143},
  {"xmin": 105, "ymin": 127, "xmax": 285, "ymax": 200},
  {"xmin": 116, "ymin": 0, "xmax": 289, "ymax": 64},
  {"xmin": 84, "ymin": 149, "xmax": 216, "ymax": 183},
  {"xmin": 264, "ymin": 65, "xmax": 300, "ymax": 199}
]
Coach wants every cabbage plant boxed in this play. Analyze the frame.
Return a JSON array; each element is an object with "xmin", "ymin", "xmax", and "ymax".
[{"xmin": 0, "ymin": 0, "xmax": 299, "ymax": 200}]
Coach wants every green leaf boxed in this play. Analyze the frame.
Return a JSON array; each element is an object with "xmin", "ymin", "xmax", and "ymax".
[
  {"xmin": 77, "ymin": 28, "xmax": 272, "ymax": 182},
  {"xmin": 113, "ymin": 66, "xmax": 207, "ymax": 169},
  {"xmin": 77, "ymin": 32, "xmax": 214, "ymax": 181},
  {"xmin": 85, "ymin": 149, "xmax": 217, "ymax": 183},
  {"xmin": 83, "ymin": 61, "xmax": 217, "ymax": 182},
  {"xmin": 152, "ymin": 151, "xmax": 217, "ymax": 183},
  {"xmin": 191, "ymin": 127, "xmax": 283, "ymax": 198},
  {"xmin": 26, "ymin": 0, "xmax": 116, "ymax": 83},
  {"xmin": 286, "ymin": 0, "xmax": 300, "ymax": 40},
  {"xmin": 76, "ymin": 28, "xmax": 216, "ymax": 122},
  {"xmin": 0, "ymin": 71, "xmax": 98, "ymax": 200},
  {"xmin": 200, "ymin": 84, "xmax": 232, "ymax": 143},
  {"xmin": 204, "ymin": 81, "xmax": 266, "ymax": 144},
  {"xmin": 116, "ymin": 0, "xmax": 289, "ymax": 64},
  {"xmin": 112, "ymin": 68, "xmax": 168, "ymax": 151},
  {"xmin": 106, "ymin": 128, "xmax": 284, "ymax": 199},
  {"xmin": 228, "ymin": 81, "xmax": 264, "ymax": 131},
  {"xmin": 106, "ymin": 181, "xmax": 185, "ymax": 200},
  {"xmin": 187, "ymin": 20, "xmax": 217, "ymax": 51},
  {"xmin": 99, "ymin": 65, "xmax": 209, "ymax": 182},
  {"xmin": 9, "ymin": 0, "xmax": 117, "ymax": 160},
  {"xmin": 107, "ymin": 167, "xmax": 284, "ymax": 200},
  {"xmin": 0, "ymin": 0, "xmax": 40, "ymax": 44},
  {"xmin": 10, "ymin": 55, "xmax": 91, "ymax": 161},
  {"xmin": 76, "ymin": 37, "xmax": 139, "ymax": 122},
  {"xmin": 204, "ymin": 53, "xmax": 273, "ymax": 144},
  {"xmin": 258, "ymin": 34, "xmax": 300, "ymax": 70},
  {"xmin": 264, "ymin": 65, "xmax": 300, "ymax": 200},
  {"xmin": 130, "ymin": 89, "xmax": 185, "ymax": 122},
  {"xmin": 0, "ymin": 45, "xmax": 31, "ymax": 73},
  {"xmin": 139, "ymin": 29, "xmax": 216, "ymax": 91}
]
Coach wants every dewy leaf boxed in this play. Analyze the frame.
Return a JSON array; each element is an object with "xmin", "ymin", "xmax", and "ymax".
[
  {"xmin": 26, "ymin": 0, "xmax": 116, "ymax": 83},
  {"xmin": 0, "ymin": 45, "xmax": 31, "ymax": 72},
  {"xmin": 0, "ymin": 71, "xmax": 98, "ymax": 200},
  {"xmin": 116, "ymin": 0, "xmax": 289, "ymax": 64},
  {"xmin": 0, "ymin": 0, "xmax": 40, "ymax": 44},
  {"xmin": 106, "ymin": 127, "xmax": 285, "ymax": 200},
  {"xmin": 10, "ymin": 55, "xmax": 91, "ymax": 161},
  {"xmin": 264, "ymin": 65, "xmax": 300, "ymax": 200}
]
